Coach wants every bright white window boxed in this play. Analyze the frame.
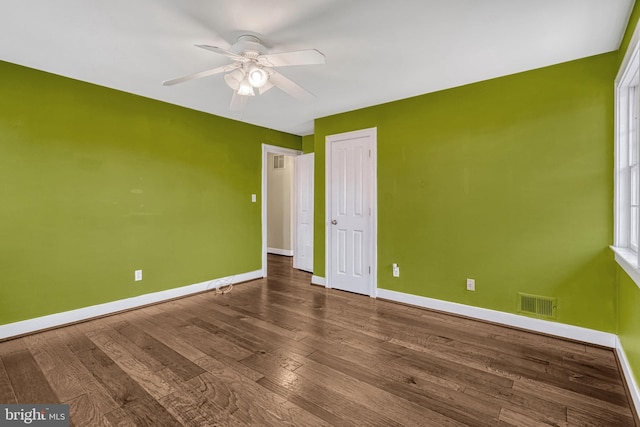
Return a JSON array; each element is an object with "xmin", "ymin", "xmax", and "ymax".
[
  {"xmin": 614, "ymin": 36, "xmax": 640, "ymax": 286},
  {"xmin": 630, "ymin": 85, "xmax": 639, "ymax": 252}
]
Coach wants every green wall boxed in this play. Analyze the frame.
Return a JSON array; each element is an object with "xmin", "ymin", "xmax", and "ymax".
[
  {"xmin": 617, "ymin": 0, "xmax": 640, "ymax": 394},
  {"xmin": 0, "ymin": 60, "xmax": 300, "ymax": 325},
  {"xmin": 620, "ymin": 1, "xmax": 640, "ymax": 64},
  {"xmin": 314, "ymin": 52, "xmax": 618, "ymax": 332},
  {"xmin": 619, "ymin": 270, "xmax": 640, "ymax": 381},
  {"xmin": 302, "ymin": 134, "xmax": 315, "ymax": 153}
]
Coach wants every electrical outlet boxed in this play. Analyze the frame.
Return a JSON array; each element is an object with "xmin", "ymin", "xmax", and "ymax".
[
  {"xmin": 392, "ymin": 263, "xmax": 400, "ymax": 277},
  {"xmin": 251, "ymin": 194, "xmax": 257, "ymax": 202},
  {"xmin": 466, "ymin": 278, "xmax": 475, "ymax": 291},
  {"xmin": 135, "ymin": 270, "xmax": 142, "ymax": 281}
]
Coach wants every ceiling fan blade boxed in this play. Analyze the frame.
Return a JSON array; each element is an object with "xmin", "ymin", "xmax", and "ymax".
[
  {"xmin": 230, "ymin": 91, "xmax": 248, "ymax": 111},
  {"xmin": 259, "ymin": 49, "xmax": 325, "ymax": 67},
  {"xmin": 195, "ymin": 44, "xmax": 247, "ymax": 61},
  {"xmin": 269, "ymin": 71, "xmax": 315, "ymax": 102},
  {"xmin": 259, "ymin": 80, "xmax": 274, "ymax": 95},
  {"xmin": 163, "ymin": 63, "xmax": 239, "ymax": 86}
]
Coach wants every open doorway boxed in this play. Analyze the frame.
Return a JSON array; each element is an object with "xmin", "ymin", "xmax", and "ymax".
[
  {"xmin": 266, "ymin": 152, "xmax": 295, "ymax": 257},
  {"xmin": 261, "ymin": 144, "xmax": 314, "ymax": 277}
]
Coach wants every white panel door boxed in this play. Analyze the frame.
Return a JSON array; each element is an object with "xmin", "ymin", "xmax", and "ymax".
[
  {"xmin": 328, "ymin": 129, "xmax": 375, "ymax": 296},
  {"xmin": 294, "ymin": 153, "xmax": 314, "ymax": 272}
]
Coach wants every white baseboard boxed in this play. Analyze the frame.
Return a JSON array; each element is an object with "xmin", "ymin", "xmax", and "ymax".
[
  {"xmin": 267, "ymin": 248, "xmax": 294, "ymax": 256},
  {"xmin": 376, "ymin": 288, "xmax": 617, "ymax": 348},
  {"xmin": 616, "ymin": 337, "xmax": 640, "ymax": 416},
  {"xmin": 0, "ymin": 269, "xmax": 262, "ymax": 340},
  {"xmin": 311, "ymin": 275, "xmax": 326, "ymax": 286}
]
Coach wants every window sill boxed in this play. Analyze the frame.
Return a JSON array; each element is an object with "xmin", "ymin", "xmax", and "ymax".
[{"xmin": 611, "ymin": 245, "xmax": 640, "ymax": 289}]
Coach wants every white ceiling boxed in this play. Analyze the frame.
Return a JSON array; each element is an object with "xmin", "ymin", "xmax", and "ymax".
[{"xmin": 0, "ymin": 1, "xmax": 634, "ymax": 136}]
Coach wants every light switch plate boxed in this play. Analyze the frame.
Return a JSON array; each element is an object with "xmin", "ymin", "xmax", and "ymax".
[{"xmin": 466, "ymin": 278, "xmax": 475, "ymax": 291}]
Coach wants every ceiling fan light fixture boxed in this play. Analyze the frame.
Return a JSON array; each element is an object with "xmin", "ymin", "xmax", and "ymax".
[
  {"xmin": 237, "ymin": 77, "xmax": 255, "ymax": 96},
  {"xmin": 224, "ymin": 68, "xmax": 244, "ymax": 90},
  {"xmin": 248, "ymin": 66, "xmax": 268, "ymax": 88}
]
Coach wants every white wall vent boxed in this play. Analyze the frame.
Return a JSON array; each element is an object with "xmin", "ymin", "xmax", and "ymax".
[
  {"xmin": 273, "ymin": 154, "xmax": 285, "ymax": 169},
  {"xmin": 517, "ymin": 293, "xmax": 557, "ymax": 319}
]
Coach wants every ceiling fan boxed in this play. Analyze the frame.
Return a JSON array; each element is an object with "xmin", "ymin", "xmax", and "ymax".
[{"xmin": 163, "ymin": 35, "xmax": 325, "ymax": 110}]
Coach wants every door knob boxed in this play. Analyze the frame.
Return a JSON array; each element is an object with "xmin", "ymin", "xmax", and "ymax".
[{"xmin": 331, "ymin": 220, "xmax": 337, "ymax": 225}]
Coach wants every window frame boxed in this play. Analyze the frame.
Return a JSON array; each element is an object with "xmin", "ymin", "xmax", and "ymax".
[
  {"xmin": 629, "ymin": 84, "xmax": 639, "ymax": 253},
  {"xmin": 613, "ymin": 29, "xmax": 640, "ymax": 288}
]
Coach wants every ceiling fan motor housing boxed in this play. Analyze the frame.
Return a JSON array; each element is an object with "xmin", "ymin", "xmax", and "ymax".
[{"xmin": 231, "ymin": 35, "xmax": 268, "ymax": 57}]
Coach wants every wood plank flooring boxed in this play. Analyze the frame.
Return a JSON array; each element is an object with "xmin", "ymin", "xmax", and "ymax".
[{"xmin": 0, "ymin": 254, "xmax": 637, "ymax": 426}]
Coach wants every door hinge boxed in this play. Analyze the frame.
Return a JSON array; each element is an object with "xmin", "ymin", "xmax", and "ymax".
[
  {"xmin": 369, "ymin": 149, "xmax": 371, "ymax": 158},
  {"xmin": 369, "ymin": 266, "xmax": 371, "ymax": 274}
]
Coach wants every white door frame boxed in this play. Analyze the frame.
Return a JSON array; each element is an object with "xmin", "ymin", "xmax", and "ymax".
[
  {"xmin": 325, "ymin": 127, "xmax": 378, "ymax": 297},
  {"xmin": 261, "ymin": 144, "xmax": 303, "ymax": 277}
]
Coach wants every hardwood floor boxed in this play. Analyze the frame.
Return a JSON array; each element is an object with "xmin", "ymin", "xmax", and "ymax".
[{"xmin": 0, "ymin": 254, "xmax": 637, "ymax": 426}]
